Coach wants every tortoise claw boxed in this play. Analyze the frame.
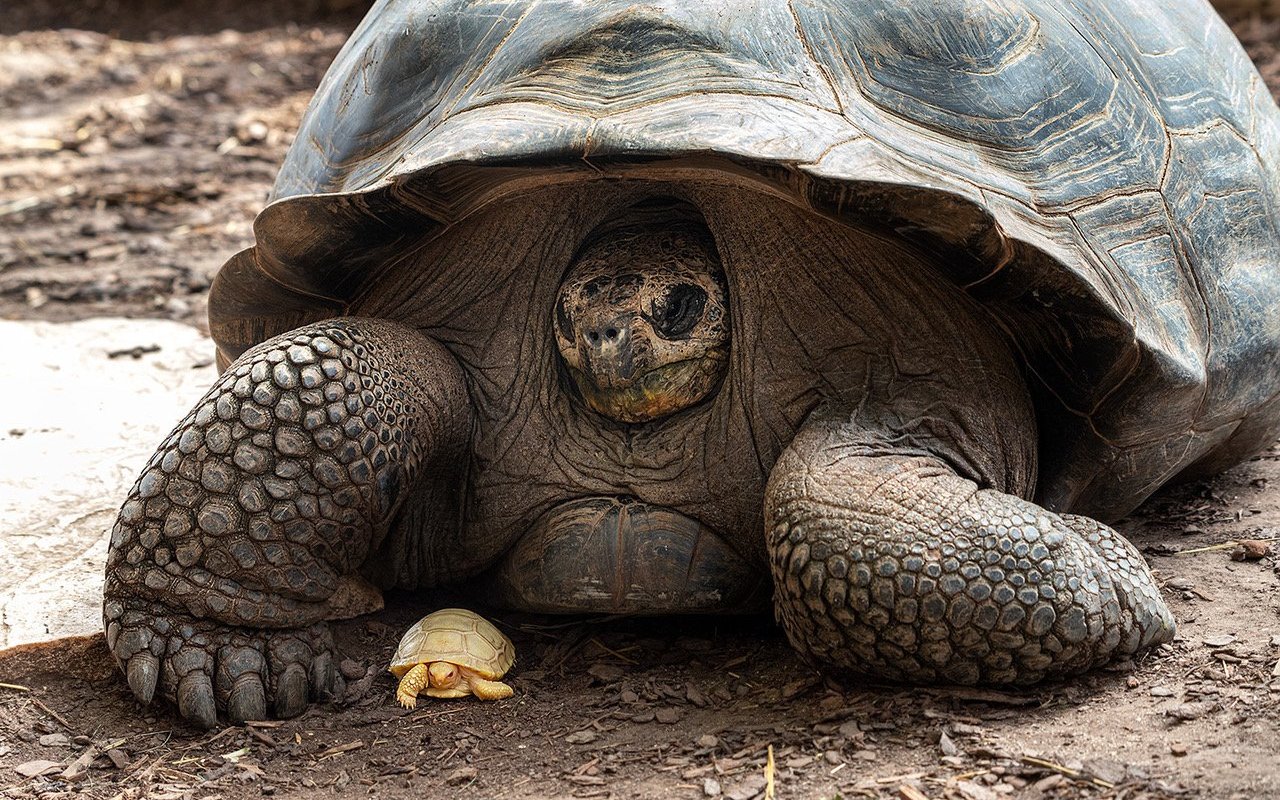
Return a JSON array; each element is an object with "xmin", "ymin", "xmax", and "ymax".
[
  {"xmin": 310, "ymin": 651, "xmax": 337, "ymax": 701},
  {"xmin": 107, "ymin": 599, "xmax": 340, "ymax": 725},
  {"xmin": 274, "ymin": 665, "xmax": 310, "ymax": 719},
  {"xmin": 177, "ymin": 672, "xmax": 217, "ymax": 729},
  {"xmin": 218, "ymin": 644, "xmax": 268, "ymax": 723},
  {"xmin": 227, "ymin": 680, "xmax": 267, "ymax": 724},
  {"xmin": 126, "ymin": 652, "xmax": 159, "ymax": 705}
]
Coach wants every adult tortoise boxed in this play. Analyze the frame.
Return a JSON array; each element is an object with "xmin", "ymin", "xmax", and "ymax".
[{"xmin": 104, "ymin": 0, "xmax": 1280, "ymax": 726}]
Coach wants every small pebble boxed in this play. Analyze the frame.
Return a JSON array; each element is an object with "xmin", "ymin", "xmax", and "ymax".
[
  {"xmin": 703, "ymin": 777, "xmax": 722, "ymax": 797},
  {"xmin": 1170, "ymin": 743, "xmax": 1189, "ymax": 757},
  {"xmin": 587, "ymin": 663, "xmax": 625, "ymax": 682},
  {"xmin": 1167, "ymin": 701, "xmax": 1215, "ymax": 722},
  {"xmin": 1231, "ymin": 539, "xmax": 1272, "ymax": 561},
  {"xmin": 1033, "ymin": 774, "xmax": 1066, "ymax": 791},
  {"xmin": 686, "ymin": 685, "xmax": 709, "ymax": 707},
  {"xmin": 338, "ymin": 659, "xmax": 366, "ymax": 680},
  {"xmin": 818, "ymin": 693, "xmax": 846, "ymax": 712},
  {"xmin": 1082, "ymin": 758, "xmax": 1127, "ymax": 786},
  {"xmin": 725, "ymin": 774, "xmax": 766, "ymax": 800},
  {"xmin": 655, "ymin": 708, "xmax": 682, "ymax": 724},
  {"xmin": 14, "ymin": 760, "xmax": 61, "ymax": 778},
  {"xmin": 696, "ymin": 734, "xmax": 719, "ymax": 749},
  {"xmin": 38, "ymin": 734, "xmax": 69, "ymax": 748},
  {"xmin": 445, "ymin": 766, "xmax": 478, "ymax": 785}
]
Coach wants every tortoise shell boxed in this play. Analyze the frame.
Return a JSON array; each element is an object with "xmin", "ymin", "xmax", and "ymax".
[
  {"xmin": 388, "ymin": 608, "xmax": 516, "ymax": 679},
  {"xmin": 208, "ymin": 0, "xmax": 1280, "ymax": 521}
]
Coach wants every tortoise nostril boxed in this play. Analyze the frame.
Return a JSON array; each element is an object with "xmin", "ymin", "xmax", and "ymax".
[
  {"xmin": 587, "ymin": 331, "xmax": 600, "ymax": 343},
  {"xmin": 605, "ymin": 327, "xmax": 618, "ymax": 340}
]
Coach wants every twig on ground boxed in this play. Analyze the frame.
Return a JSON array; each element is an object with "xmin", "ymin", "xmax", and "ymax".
[
  {"xmin": 31, "ymin": 696, "xmax": 76, "ymax": 732},
  {"xmin": 1019, "ymin": 755, "xmax": 1114, "ymax": 789},
  {"xmin": 765, "ymin": 744, "xmax": 776, "ymax": 800},
  {"xmin": 1175, "ymin": 535, "xmax": 1279, "ymax": 555}
]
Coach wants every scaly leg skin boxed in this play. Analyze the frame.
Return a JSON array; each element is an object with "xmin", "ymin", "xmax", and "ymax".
[
  {"xmin": 396, "ymin": 663, "xmax": 429, "ymax": 709},
  {"xmin": 104, "ymin": 317, "xmax": 471, "ymax": 726},
  {"xmin": 469, "ymin": 676, "xmax": 515, "ymax": 701},
  {"xmin": 766, "ymin": 415, "xmax": 1175, "ymax": 685}
]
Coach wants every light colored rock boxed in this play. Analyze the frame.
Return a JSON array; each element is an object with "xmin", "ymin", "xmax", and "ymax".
[{"xmin": 0, "ymin": 319, "xmax": 216, "ymax": 649}]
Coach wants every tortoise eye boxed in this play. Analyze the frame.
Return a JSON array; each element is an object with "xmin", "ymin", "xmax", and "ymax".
[
  {"xmin": 555, "ymin": 297, "xmax": 574, "ymax": 341},
  {"xmin": 651, "ymin": 284, "xmax": 707, "ymax": 339}
]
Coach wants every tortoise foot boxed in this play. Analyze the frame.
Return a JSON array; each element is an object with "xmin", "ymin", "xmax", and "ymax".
[
  {"xmin": 469, "ymin": 676, "xmax": 514, "ymax": 700},
  {"xmin": 766, "ymin": 416, "xmax": 1176, "ymax": 685},
  {"xmin": 487, "ymin": 496, "xmax": 768, "ymax": 614},
  {"xmin": 105, "ymin": 598, "xmax": 341, "ymax": 728},
  {"xmin": 102, "ymin": 317, "xmax": 473, "ymax": 725}
]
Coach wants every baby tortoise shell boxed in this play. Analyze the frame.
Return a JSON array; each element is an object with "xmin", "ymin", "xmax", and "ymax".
[{"xmin": 388, "ymin": 608, "xmax": 516, "ymax": 706}]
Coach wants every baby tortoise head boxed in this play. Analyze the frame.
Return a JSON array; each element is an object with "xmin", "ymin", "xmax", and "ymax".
[{"xmin": 555, "ymin": 204, "xmax": 730, "ymax": 424}]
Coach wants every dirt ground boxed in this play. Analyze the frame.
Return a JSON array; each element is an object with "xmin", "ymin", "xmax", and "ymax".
[{"xmin": 1, "ymin": 2, "xmax": 1279, "ymax": 799}]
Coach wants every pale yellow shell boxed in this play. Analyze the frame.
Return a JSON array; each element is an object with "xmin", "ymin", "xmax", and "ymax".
[{"xmin": 388, "ymin": 608, "xmax": 515, "ymax": 680}]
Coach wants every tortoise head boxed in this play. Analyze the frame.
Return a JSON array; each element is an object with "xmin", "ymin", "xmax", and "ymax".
[
  {"xmin": 554, "ymin": 201, "xmax": 730, "ymax": 424},
  {"xmin": 427, "ymin": 661, "xmax": 461, "ymax": 690}
]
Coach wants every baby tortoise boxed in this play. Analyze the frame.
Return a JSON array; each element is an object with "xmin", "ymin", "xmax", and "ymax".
[{"xmin": 388, "ymin": 608, "xmax": 515, "ymax": 707}]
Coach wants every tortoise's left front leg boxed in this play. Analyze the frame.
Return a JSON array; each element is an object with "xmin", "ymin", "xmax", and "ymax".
[
  {"xmin": 104, "ymin": 318, "xmax": 471, "ymax": 726},
  {"xmin": 765, "ymin": 413, "xmax": 1175, "ymax": 685}
]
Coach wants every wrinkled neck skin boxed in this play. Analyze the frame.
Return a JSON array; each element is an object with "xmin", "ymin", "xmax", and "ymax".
[{"xmin": 357, "ymin": 175, "xmax": 1036, "ymax": 582}]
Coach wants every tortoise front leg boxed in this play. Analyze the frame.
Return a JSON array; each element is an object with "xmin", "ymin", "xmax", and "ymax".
[
  {"xmin": 765, "ymin": 413, "xmax": 1175, "ymax": 685},
  {"xmin": 104, "ymin": 317, "xmax": 471, "ymax": 726},
  {"xmin": 395, "ymin": 663, "xmax": 430, "ymax": 709}
]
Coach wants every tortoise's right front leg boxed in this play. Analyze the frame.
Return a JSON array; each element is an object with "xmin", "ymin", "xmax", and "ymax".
[
  {"xmin": 766, "ymin": 413, "xmax": 1176, "ymax": 685},
  {"xmin": 104, "ymin": 318, "xmax": 471, "ymax": 727}
]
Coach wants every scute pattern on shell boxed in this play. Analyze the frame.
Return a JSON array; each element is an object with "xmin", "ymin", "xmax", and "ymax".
[
  {"xmin": 389, "ymin": 608, "xmax": 515, "ymax": 679},
  {"xmin": 209, "ymin": 0, "xmax": 1280, "ymax": 521}
]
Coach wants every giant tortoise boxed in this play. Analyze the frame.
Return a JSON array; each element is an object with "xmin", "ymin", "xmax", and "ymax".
[{"xmin": 103, "ymin": 0, "xmax": 1280, "ymax": 726}]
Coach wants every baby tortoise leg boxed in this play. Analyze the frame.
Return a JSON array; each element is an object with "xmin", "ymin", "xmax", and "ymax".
[
  {"xmin": 396, "ymin": 663, "xmax": 430, "ymax": 709},
  {"xmin": 765, "ymin": 415, "xmax": 1175, "ymax": 685},
  {"xmin": 104, "ymin": 317, "xmax": 471, "ymax": 727},
  {"xmin": 469, "ymin": 676, "xmax": 515, "ymax": 701}
]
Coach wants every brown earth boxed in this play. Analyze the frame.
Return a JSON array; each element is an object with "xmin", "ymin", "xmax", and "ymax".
[{"xmin": 1, "ymin": 2, "xmax": 1279, "ymax": 799}]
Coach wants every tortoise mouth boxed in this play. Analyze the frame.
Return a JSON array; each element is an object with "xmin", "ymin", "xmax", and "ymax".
[{"xmin": 567, "ymin": 353, "xmax": 726, "ymax": 423}]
